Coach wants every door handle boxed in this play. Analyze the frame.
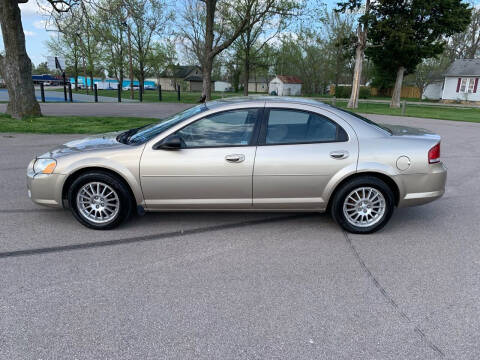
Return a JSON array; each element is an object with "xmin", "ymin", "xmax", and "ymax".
[
  {"xmin": 330, "ymin": 150, "xmax": 349, "ymax": 159},
  {"xmin": 225, "ymin": 154, "xmax": 245, "ymax": 163}
]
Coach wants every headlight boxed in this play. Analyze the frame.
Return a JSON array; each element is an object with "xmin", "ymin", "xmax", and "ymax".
[{"xmin": 33, "ymin": 158, "xmax": 57, "ymax": 174}]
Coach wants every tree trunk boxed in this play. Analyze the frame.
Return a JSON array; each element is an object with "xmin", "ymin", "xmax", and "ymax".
[
  {"xmin": 202, "ymin": 0, "xmax": 216, "ymax": 101},
  {"xmin": 243, "ymin": 53, "xmax": 250, "ymax": 96},
  {"xmin": 202, "ymin": 56, "xmax": 213, "ymax": 100},
  {"xmin": 347, "ymin": 29, "xmax": 364, "ymax": 109},
  {"xmin": 0, "ymin": 0, "xmax": 41, "ymax": 119},
  {"xmin": 390, "ymin": 66, "xmax": 405, "ymax": 108},
  {"xmin": 347, "ymin": 0, "xmax": 369, "ymax": 109}
]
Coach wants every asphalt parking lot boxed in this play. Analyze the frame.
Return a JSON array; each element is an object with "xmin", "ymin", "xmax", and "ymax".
[{"xmin": 1, "ymin": 113, "xmax": 479, "ymax": 359}]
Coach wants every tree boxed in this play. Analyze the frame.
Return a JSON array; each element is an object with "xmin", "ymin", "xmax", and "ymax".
[
  {"xmin": 32, "ymin": 62, "xmax": 51, "ymax": 75},
  {"xmin": 47, "ymin": 10, "xmax": 83, "ymax": 89},
  {"xmin": 180, "ymin": 0, "xmax": 290, "ymax": 100},
  {"xmin": 95, "ymin": 0, "xmax": 128, "ymax": 90},
  {"xmin": 444, "ymin": 2, "xmax": 480, "ymax": 60},
  {"xmin": 235, "ymin": 0, "xmax": 299, "ymax": 96},
  {"xmin": 322, "ymin": 8, "xmax": 355, "ymax": 93},
  {"xmin": 336, "ymin": 0, "xmax": 371, "ymax": 109},
  {"xmin": 0, "ymin": 0, "xmax": 41, "ymax": 118},
  {"xmin": 0, "ymin": 0, "xmax": 79, "ymax": 119},
  {"xmin": 124, "ymin": 0, "xmax": 171, "ymax": 93},
  {"xmin": 366, "ymin": 0, "xmax": 471, "ymax": 108},
  {"xmin": 146, "ymin": 40, "xmax": 177, "ymax": 85}
]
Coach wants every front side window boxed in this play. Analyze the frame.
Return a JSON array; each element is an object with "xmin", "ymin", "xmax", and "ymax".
[
  {"xmin": 177, "ymin": 109, "xmax": 258, "ymax": 148},
  {"xmin": 265, "ymin": 109, "xmax": 347, "ymax": 145},
  {"xmin": 125, "ymin": 104, "xmax": 207, "ymax": 145}
]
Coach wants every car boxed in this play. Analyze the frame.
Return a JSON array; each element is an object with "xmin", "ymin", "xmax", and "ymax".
[
  {"xmin": 122, "ymin": 84, "xmax": 140, "ymax": 91},
  {"xmin": 27, "ymin": 97, "xmax": 446, "ymax": 233}
]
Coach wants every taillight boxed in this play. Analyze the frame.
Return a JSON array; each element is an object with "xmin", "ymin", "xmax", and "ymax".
[{"xmin": 428, "ymin": 143, "xmax": 441, "ymax": 164}]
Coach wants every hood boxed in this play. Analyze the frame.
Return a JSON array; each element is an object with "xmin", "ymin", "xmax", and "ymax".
[
  {"xmin": 38, "ymin": 132, "xmax": 126, "ymax": 159},
  {"xmin": 380, "ymin": 124, "xmax": 441, "ymax": 140}
]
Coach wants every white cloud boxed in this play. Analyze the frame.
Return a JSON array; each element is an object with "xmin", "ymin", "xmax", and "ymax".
[
  {"xmin": 24, "ymin": 30, "xmax": 36, "ymax": 37},
  {"xmin": 19, "ymin": 0, "xmax": 49, "ymax": 16},
  {"xmin": 33, "ymin": 19, "xmax": 47, "ymax": 29}
]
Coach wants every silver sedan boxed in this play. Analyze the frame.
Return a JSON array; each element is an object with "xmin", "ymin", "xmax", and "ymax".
[{"xmin": 27, "ymin": 97, "xmax": 447, "ymax": 233}]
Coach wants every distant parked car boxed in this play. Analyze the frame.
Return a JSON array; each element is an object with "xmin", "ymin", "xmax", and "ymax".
[
  {"xmin": 144, "ymin": 84, "xmax": 156, "ymax": 90},
  {"xmin": 27, "ymin": 97, "xmax": 446, "ymax": 233},
  {"xmin": 123, "ymin": 84, "xmax": 140, "ymax": 91}
]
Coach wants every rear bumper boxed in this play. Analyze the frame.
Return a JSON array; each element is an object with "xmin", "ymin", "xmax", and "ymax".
[{"xmin": 397, "ymin": 162, "xmax": 447, "ymax": 207}]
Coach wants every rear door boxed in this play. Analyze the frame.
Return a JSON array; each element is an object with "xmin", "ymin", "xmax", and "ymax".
[{"xmin": 253, "ymin": 104, "xmax": 358, "ymax": 210}]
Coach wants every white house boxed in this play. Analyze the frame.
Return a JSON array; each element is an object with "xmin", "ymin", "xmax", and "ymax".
[
  {"xmin": 441, "ymin": 59, "xmax": 480, "ymax": 102},
  {"xmin": 214, "ymin": 81, "xmax": 232, "ymax": 92},
  {"xmin": 268, "ymin": 75, "xmax": 303, "ymax": 96}
]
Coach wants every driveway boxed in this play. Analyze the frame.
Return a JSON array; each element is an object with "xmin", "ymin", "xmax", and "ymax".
[{"xmin": 0, "ymin": 115, "xmax": 479, "ymax": 359}]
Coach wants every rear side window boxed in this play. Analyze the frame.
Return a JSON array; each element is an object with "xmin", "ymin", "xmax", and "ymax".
[{"xmin": 265, "ymin": 109, "xmax": 348, "ymax": 145}]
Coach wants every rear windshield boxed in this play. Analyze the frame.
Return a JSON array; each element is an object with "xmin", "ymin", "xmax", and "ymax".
[{"xmin": 330, "ymin": 106, "xmax": 392, "ymax": 135}]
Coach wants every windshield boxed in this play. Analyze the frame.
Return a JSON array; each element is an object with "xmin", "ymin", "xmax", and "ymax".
[
  {"xmin": 330, "ymin": 105, "xmax": 392, "ymax": 135},
  {"xmin": 120, "ymin": 104, "xmax": 208, "ymax": 145}
]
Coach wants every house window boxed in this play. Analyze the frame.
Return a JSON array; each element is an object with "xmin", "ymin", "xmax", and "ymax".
[{"xmin": 460, "ymin": 78, "xmax": 476, "ymax": 93}]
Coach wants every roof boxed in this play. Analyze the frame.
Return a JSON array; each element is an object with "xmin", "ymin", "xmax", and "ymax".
[
  {"xmin": 160, "ymin": 65, "xmax": 201, "ymax": 79},
  {"xmin": 445, "ymin": 59, "xmax": 480, "ymax": 77},
  {"xmin": 274, "ymin": 75, "xmax": 303, "ymax": 84},
  {"xmin": 184, "ymin": 75, "xmax": 203, "ymax": 82},
  {"xmin": 248, "ymin": 77, "xmax": 268, "ymax": 83},
  {"xmin": 205, "ymin": 96, "xmax": 327, "ymax": 110}
]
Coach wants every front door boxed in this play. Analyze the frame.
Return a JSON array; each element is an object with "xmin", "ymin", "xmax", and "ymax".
[
  {"xmin": 253, "ymin": 107, "xmax": 358, "ymax": 210},
  {"xmin": 140, "ymin": 108, "xmax": 261, "ymax": 210}
]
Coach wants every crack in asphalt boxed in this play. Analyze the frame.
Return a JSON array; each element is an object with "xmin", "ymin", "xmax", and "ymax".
[
  {"xmin": 343, "ymin": 231, "xmax": 446, "ymax": 359},
  {"xmin": 0, "ymin": 214, "xmax": 311, "ymax": 259}
]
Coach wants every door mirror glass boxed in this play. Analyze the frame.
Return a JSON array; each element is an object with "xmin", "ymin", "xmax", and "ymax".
[{"xmin": 153, "ymin": 134, "xmax": 184, "ymax": 150}]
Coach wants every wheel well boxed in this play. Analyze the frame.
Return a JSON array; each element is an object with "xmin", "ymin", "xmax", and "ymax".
[
  {"xmin": 327, "ymin": 172, "xmax": 400, "ymax": 211},
  {"xmin": 62, "ymin": 167, "xmax": 137, "ymax": 207}
]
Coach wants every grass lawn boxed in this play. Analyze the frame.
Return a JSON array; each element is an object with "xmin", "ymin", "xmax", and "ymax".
[
  {"xmin": 61, "ymin": 89, "xmax": 241, "ymax": 103},
  {"xmin": 329, "ymin": 100, "xmax": 480, "ymax": 123},
  {"xmin": 0, "ymin": 113, "xmax": 157, "ymax": 134}
]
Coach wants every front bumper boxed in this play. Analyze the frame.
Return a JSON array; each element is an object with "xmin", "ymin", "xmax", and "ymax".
[
  {"xmin": 397, "ymin": 162, "xmax": 447, "ymax": 207},
  {"xmin": 27, "ymin": 168, "xmax": 66, "ymax": 208}
]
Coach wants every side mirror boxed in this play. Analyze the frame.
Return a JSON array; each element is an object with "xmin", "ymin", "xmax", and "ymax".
[{"xmin": 153, "ymin": 134, "xmax": 184, "ymax": 150}]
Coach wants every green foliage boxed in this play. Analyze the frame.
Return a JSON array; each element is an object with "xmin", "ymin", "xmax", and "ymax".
[
  {"xmin": 335, "ymin": 86, "xmax": 370, "ymax": 98},
  {"xmin": 0, "ymin": 114, "xmax": 156, "ymax": 134},
  {"xmin": 359, "ymin": 86, "xmax": 371, "ymax": 99},
  {"xmin": 32, "ymin": 62, "xmax": 52, "ymax": 75},
  {"xmin": 366, "ymin": 0, "xmax": 472, "ymax": 77},
  {"xmin": 335, "ymin": 85, "xmax": 351, "ymax": 98}
]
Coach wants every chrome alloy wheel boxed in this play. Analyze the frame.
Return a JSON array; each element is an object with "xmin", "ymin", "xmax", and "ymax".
[
  {"xmin": 76, "ymin": 182, "xmax": 120, "ymax": 224},
  {"xmin": 343, "ymin": 187, "xmax": 386, "ymax": 228}
]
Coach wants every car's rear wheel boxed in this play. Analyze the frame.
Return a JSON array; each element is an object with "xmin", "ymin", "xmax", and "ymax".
[
  {"xmin": 330, "ymin": 176, "xmax": 395, "ymax": 234},
  {"xmin": 68, "ymin": 171, "xmax": 133, "ymax": 230}
]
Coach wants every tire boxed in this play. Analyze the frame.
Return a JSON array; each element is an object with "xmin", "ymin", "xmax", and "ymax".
[
  {"xmin": 68, "ymin": 171, "xmax": 133, "ymax": 230},
  {"xmin": 330, "ymin": 176, "xmax": 395, "ymax": 234}
]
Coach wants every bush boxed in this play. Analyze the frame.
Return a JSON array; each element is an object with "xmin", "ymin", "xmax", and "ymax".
[
  {"xmin": 359, "ymin": 87, "xmax": 371, "ymax": 99},
  {"xmin": 335, "ymin": 86, "xmax": 351, "ymax": 98},
  {"xmin": 334, "ymin": 85, "xmax": 370, "ymax": 99}
]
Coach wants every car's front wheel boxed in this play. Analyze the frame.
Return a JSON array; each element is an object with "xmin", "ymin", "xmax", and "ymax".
[
  {"xmin": 330, "ymin": 176, "xmax": 395, "ymax": 234},
  {"xmin": 68, "ymin": 171, "xmax": 133, "ymax": 230}
]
